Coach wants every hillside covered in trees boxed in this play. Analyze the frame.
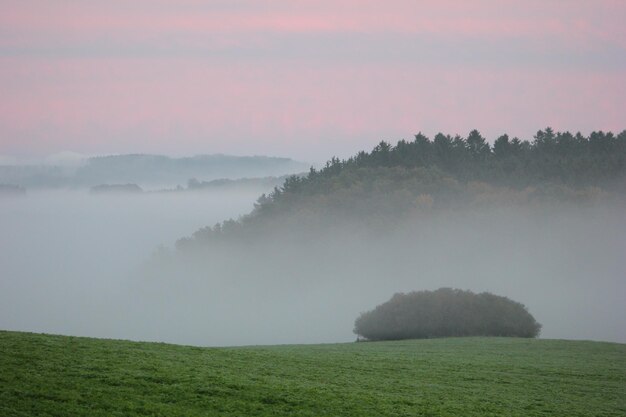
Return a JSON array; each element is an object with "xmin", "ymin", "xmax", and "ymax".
[
  {"xmin": 146, "ymin": 128, "xmax": 626, "ymax": 345},
  {"xmin": 178, "ymin": 128, "xmax": 625, "ymax": 248}
]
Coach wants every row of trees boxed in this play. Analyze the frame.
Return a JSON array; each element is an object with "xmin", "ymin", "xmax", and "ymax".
[
  {"xmin": 261, "ymin": 128, "xmax": 623, "ymax": 215},
  {"xmin": 177, "ymin": 128, "xmax": 624, "ymax": 248},
  {"xmin": 354, "ymin": 288, "xmax": 541, "ymax": 340},
  {"xmin": 262, "ymin": 128, "xmax": 624, "ymax": 212},
  {"xmin": 309, "ymin": 128, "xmax": 625, "ymax": 187}
]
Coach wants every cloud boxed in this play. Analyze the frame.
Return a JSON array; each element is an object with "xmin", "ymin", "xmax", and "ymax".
[
  {"xmin": 1, "ymin": 56, "xmax": 623, "ymax": 160},
  {"xmin": 2, "ymin": 1, "xmax": 625, "ymax": 54},
  {"xmin": 0, "ymin": 1, "xmax": 624, "ymax": 158}
]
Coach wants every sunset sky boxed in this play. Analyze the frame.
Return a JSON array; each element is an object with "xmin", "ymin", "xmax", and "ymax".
[{"xmin": 1, "ymin": 0, "xmax": 624, "ymax": 163}]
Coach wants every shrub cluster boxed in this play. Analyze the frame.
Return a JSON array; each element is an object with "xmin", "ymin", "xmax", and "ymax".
[{"xmin": 354, "ymin": 288, "xmax": 541, "ymax": 340}]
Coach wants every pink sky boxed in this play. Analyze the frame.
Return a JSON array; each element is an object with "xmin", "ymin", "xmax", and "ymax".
[{"xmin": 1, "ymin": 1, "xmax": 625, "ymax": 162}]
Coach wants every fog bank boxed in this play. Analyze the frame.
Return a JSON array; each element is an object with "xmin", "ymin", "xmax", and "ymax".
[{"xmin": 1, "ymin": 191, "xmax": 624, "ymax": 347}]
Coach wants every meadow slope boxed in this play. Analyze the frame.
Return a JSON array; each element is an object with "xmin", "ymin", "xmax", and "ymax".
[{"xmin": 0, "ymin": 331, "xmax": 624, "ymax": 416}]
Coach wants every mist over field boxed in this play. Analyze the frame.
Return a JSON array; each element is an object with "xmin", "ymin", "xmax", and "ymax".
[
  {"xmin": 145, "ymin": 200, "xmax": 626, "ymax": 346},
  {"xmin": 0, "ymin": 188, "xmax": 266, "ymax": 343},
  {"xmin": 1, "ymin": 187, "xmax": 624, "ymax": 346}
]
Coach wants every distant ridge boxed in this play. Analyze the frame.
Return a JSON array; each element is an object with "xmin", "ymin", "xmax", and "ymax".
[
  {"xmin": 90, "ymin": 183, "xmax": 144, "ymax": 194},
  {"xmin": 0, "ymin": 154, "xmax": 309, "ymax": 189}
]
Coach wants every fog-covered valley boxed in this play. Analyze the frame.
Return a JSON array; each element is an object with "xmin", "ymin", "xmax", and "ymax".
[
  {"xmin": 1, "ymin": 187, "xmax": 624, "ymax": 347},
  {"xmin": 145, "ymin": 201, "xmax": 626, "ymax": 346},
  {"xmin": 0, "ymin": 188, "xmax": 266, "ymax": 344}
]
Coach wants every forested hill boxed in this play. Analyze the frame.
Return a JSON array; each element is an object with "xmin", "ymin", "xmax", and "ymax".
[
  {"xmin": 177, "ymin": 128, "xmax": 625, "ymax": 248},
  {"xmin": 303, "ymin": 128, "xmax": 625, "ymax": 188}
]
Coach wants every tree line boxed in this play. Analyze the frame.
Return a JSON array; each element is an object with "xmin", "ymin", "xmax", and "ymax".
[
  {"xmin": 300, "ymin": 128, "xmax": 625, "ymax": 189},
  {"xmin": 177, "ymin": 128, "xmax": 625, "ymax": 248}
]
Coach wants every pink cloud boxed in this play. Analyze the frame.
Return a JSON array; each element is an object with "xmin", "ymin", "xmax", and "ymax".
[
  {"xmin": 0, "ymin": 1, "xmax": 624, "ymax": 159},
  {"xmin": 2, "ymin": 1, "xmax": 625, "ymax": 48},
  {"xmin": 1, "ymin": 55, "xmax": 623, "ymax": 160}
]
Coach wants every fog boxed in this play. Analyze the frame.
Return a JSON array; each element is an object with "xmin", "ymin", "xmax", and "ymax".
[
  {"xmin": 1, "ymin": 190, "xmax": 625, "ymax": 347},
  {"xmin": 0, "ymin": 188, "xmax": 264, "ymax": 342}
]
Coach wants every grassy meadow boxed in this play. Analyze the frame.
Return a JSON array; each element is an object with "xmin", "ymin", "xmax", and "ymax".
[{"xmin": 0, "ymin": 331, "xmax": 624, "ymax": 416}]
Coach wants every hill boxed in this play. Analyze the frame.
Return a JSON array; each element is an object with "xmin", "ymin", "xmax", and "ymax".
[
  {"xmin": 145, "ymin": 128, "xmax": 626, "ymax": 346},
  {"xmin": 0, "ymin": 154, "xmax": 309, "ymax": 189},
  {"xmin": 90, "ymin": 183, "xmax": 144, "ymax": 194},
  {"xmin": 0, "ymin": 331, "xmax": 624, "ymax": 416},
  {"xmin": 75, "ymin": 154, "xmax": 309, "ymax": 188},
  {"xmin": 177, "ymin": 128, "xmax": 625, "ymax": 248}
]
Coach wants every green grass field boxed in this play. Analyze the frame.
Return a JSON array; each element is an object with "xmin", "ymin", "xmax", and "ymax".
[{"xmin": 1, "ymin": 331, "xmax": 624, "ymax": 416}]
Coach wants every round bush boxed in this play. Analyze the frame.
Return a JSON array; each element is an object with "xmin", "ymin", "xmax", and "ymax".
[{"xmin": 354, "ymin": 288, "xmax": 541, "ymax": 340}]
